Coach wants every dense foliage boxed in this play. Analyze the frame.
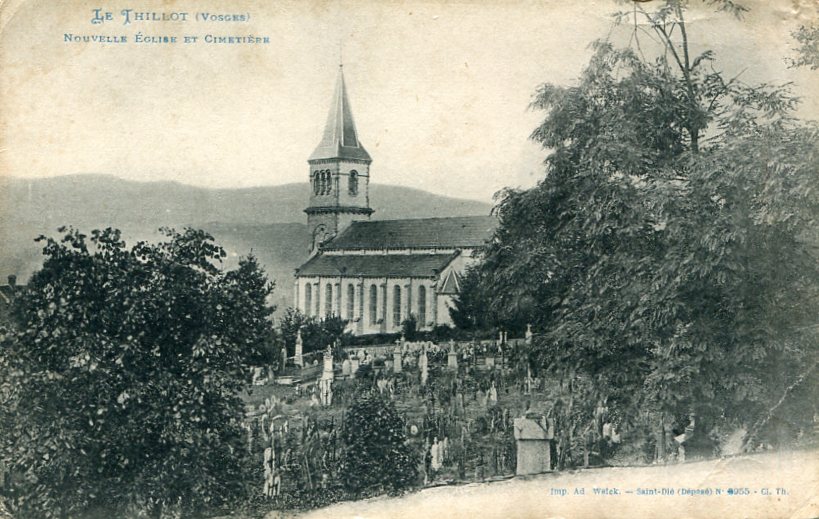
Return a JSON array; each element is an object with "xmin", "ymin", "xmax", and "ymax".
[
  {"xmin": 278, "ymin": 308, "xmax": 350, "ymax": 359},
  {"xmin": 453, "ymin": 0, "xmax": 819, "ymax": 457},
  {"xmin": 339, "ymin": 391, "xmax": 418, "ymax": 495},
  {"xmin": 0, "ymin": 228, "xmax": 274, "ymax": 518},
  {"xmin": 791, "ymin": 24, "xmax": 819, "ymax": 70}
]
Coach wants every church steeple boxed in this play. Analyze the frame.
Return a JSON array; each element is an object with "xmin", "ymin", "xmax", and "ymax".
[
  {"xmin": 305, "ymin": 66, "xmax": 373, "ymax": 253},
  {"xmin": 309, "ymin": 66, "xmax": 371, "ymax": 163}
]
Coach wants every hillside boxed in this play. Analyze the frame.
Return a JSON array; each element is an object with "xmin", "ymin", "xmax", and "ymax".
[
  {"xmin": 0, "ymin": 175, "xmax": 493, "ymax": 314},
  {"xmin": 0, "ymin": 175, "xmax": 492, "ymax": 228}
]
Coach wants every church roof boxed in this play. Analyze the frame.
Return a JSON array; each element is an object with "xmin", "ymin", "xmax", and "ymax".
[
  {"xmin": 439, "ymin": 269, "xmax": 461, "ymax": 295},
  {"xmin": 323, "ymin": 215, "xmax": 497, "ymax": 251},
  {"xmin": 309, "ymin": 66, "xmax": 372, "ymax": 163},
  {"xmin": 296, "ymin": 252, "xmax": 459, "ymax": 278}
]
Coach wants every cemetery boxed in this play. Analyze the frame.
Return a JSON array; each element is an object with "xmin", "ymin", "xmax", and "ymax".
[{"xmin": 238, "ymin": 329, "xmax": 625, "ymax": 512}]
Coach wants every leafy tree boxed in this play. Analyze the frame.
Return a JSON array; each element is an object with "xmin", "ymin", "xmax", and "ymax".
[
  {"xmin": 339, "ymin": 391, "xmax": 418, "ymax": 496},
  {"xmin": 465, "ymin": 0, "xmax": 819, "ymax": 460},
  {"xmin": 449, "ymin": 264, "xmax": 531, "ymax": 335},
  {"xmin": 278, "ymin": 307, "xmax": 309, "ymax": 359},
  {"xmin": 790, "ymin": 24, "xmax": 819, "ymax": 69},
  {"xmin": 278, "ymin": 308, "xmax": 351, "ymax": 361},
  {"xmin": 224, "ymin": 254, "xmax": 279, "ymax": 366},
  {"xmin": 449, "ymin": 266, "xmax": 489, "ymax": 331},
  {"xmin": 401, "ymin": 314, "xmax": 418, "ymax": 341},
  {"xmin": 0, "ymin": 227, "xmax": 274, "ymax": 518}
]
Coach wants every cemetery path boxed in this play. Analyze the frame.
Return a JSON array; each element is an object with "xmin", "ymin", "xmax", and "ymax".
[{"xmin": 278, "ymin": 448, "xmax": 819, "ymax": 519}]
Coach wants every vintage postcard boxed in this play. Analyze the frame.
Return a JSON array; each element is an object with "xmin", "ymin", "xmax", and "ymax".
[{"xmin": 0, "ymin": 0, "xmax": 817, "ymax": 518}]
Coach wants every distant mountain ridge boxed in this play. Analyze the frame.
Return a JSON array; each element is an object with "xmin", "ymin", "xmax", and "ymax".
[
  {"xmin": 0, "ymin": 175, "xmax": 493, "ymax": 314},
  {"xmin": 1, "ymin": 174, "xmax": 492, "ymax": 228}
]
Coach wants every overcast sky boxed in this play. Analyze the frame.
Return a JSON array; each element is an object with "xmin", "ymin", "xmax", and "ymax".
[{"xmin": 1, "ymin": 0, "xmax": 816, "ymax": 202}]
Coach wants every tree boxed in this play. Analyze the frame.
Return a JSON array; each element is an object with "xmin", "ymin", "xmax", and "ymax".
[
  {"xmin": 465, "ymin": 0, "xmax": 819, "ymax": 461},
  {"xmin": 278, "ymin": 308, "xmax": 350, "ymax": 360},
  {"xmin": 278, "ymin": 307, "xmax": 309, "ymax": 359},
  {"xmin": 224, "ymin": 254, "xmax": 279, "ymax": 367},
  {"xmin": 790, "ymin": 24, "xmax": 819, "ymax": 69},
  {"xmin": 401, "ymin": 314, "xmax": 418, "ymax": 341},
  {"xmin": 338, "ymin": 391, "xmax": 418, "ymax": 496},
  {"xmin": 449, "ymin": 264, "xmax": 530, "ymax": 335},
  {"xmin": 0, "ymin": 227, "xmax": 274, "ymax": 518},
  {"xmin": 449, "ymin": 266, "xmax": 489, "ymax": 332}
]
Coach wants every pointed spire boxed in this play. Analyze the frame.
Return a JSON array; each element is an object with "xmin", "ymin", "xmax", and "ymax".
[{"xmin": 309, "ymin": 66, "xmax": 372, "ymax": 162}]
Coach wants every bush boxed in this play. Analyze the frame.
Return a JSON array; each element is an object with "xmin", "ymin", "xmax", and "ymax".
[
  {"xmin": 401, "ymin": 315, "xmax": 418, "ymax": 341},
  {"xmin": 339, "ymin": 391, "xmax": 419, "ymax": 496},
  {"xmin": 344, "ymin": 332, "xmax": 401, "ymax": 348}
]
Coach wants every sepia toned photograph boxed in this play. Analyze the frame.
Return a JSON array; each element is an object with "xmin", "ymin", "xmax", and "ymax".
[{"xmin": 0, "ymin": 1, "xmax": 817, "ymax": 517}]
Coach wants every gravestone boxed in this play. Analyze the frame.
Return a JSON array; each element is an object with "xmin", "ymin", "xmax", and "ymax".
[
  {"xmin": 322, "ymin": 348, "xmax": 334, "ymax": 377},
  {"xmin": 447, "ymin": 351, "xmax": 458, "ymax": 370},
  {"xmin": 513, "ymin": 415, "xmax": 554, "ymax": 475},
  {"xmin": 350, "ymin": 358, "xmax": 360, "ymax": 378},
  {"xmin": 419, "ymin": 350, "xmax": 429, "ymax": 387},
  {"xmin": 341, "ymin": 358, "xmax": 352, "ymax": 377},
  {"xmin": 393, "ymin": 350, "xmax": 402, "ymax": 373},
  {"xmin": 294, "ymin": 329, "xmax": 304, "ymax": 368},
  {"xmin": 319, "ymin": 348, "xmax": 334, "ymax": 406}
]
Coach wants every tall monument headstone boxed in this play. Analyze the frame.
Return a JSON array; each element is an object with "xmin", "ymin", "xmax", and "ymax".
[
  {"xmin": 294, "ymin": 328, "xmax": 304, "ymax": 368},
  {"xmin": 393, "ymin": 349, "xmax": 402, "ymax": 374},
  {"xmin": 419, "ymin": 347, "xmax": 429, "ymax": 387},
  {"xmin": 319, "ymin": 347, "xmax": 334, "ymax": 406}
]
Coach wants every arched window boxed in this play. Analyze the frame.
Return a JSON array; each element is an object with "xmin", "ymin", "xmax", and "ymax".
[
  {"xmin": 312, "ymin": 171, "xmax": 319, "ymax": 195},
  {"xmin": 325, "ymin": 284, "xmax": 333, "ymax": 317},
  {"xmin": 305, "ymin": 284, "xmax": 312, "ymax": 316},
  {"xmin": 369, "ymin": 284, "xmax": 378, "ymax": 325},
  {"xmin": 322, "ymin": 170, "xmax": 332, "ymax": 195},
  {"xmin": 347, "ymin": 283, "xmax": 355, "ymax": 320},
  {"xmin": 418, "ymin": 285, "xmax": 426, "ymax": 327},
  {"xmin": 348, "ymin": 170, "xmax": 359, "ymax": 196},
  {"xmin": 393, "ymin": 285, "xmax": 402, "ymax": 327}
]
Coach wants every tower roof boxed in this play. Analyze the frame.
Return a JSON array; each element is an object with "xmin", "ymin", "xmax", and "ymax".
[{"xmin": 309, "ymin": 66, "xmax": 372, "ymax": 163}]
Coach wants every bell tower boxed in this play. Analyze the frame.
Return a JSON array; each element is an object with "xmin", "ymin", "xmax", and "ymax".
[{"xmin": 306, "ymin": 65, "xmax": 374, "ymax": 253}]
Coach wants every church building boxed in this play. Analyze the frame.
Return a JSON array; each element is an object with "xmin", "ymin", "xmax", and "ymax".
[{"xmin": 293, "ymin": 66, "xmax": 496, "ymax": 335}]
